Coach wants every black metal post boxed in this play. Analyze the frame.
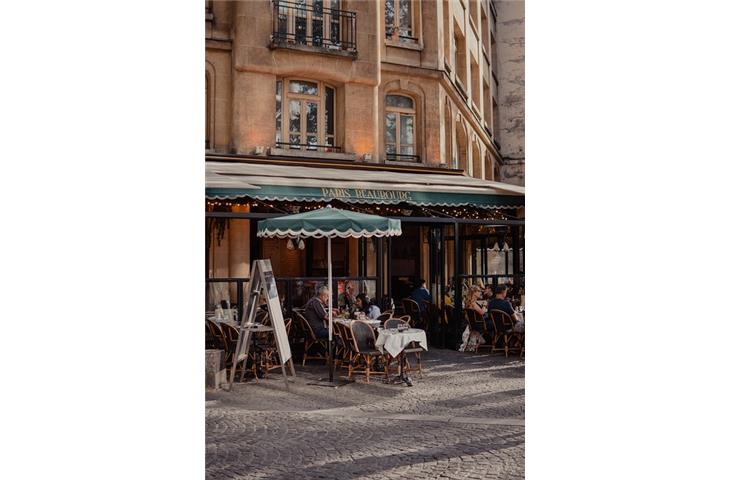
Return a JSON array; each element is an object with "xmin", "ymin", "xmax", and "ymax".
[
  {"xmin": 236, "ymin": 281, "xmax": 244, "ymax": 325},
  {"xmin": 376, "ymin": 237, "xmax": 383, "ymax": 308},
  {"xmin": 511, "ymin": 225, "xmax": 521, "ymax": 291},
  {"xmin": 453, "ymin": 221, "xmax": 462, "ymax": 350}
]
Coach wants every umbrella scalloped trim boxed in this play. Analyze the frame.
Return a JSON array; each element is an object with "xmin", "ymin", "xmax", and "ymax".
[{"xmin": 258, "ymin": 227, "xmax": 402, "ymax": 239}]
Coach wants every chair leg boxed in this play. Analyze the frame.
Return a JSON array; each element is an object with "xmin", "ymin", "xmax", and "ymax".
[
  {"xmin": 416, "ymin": 352, "xmax": 422, "ymax": 378},
  {"xmin": 504, "ymin": 335, "xmax": 509, "ymax": 358},
  {"xmin": 365, "ymin": 356, "xmax": 371, "ymax": 384}
]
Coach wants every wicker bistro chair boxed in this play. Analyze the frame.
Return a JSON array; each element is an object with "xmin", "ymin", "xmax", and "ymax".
[
  {"xmin": 256, "ymin": 318, "xmax": 293, "ymax": 377},
  {"xmin": 396, "ymin": 315, "xmax": 411, "ymax": 326},
  {"xmin": 348, "ymin": 320, "xmax": 389, "ymax": 383},
  {"xmin": 465, "ymin": 308, "xmax": 490, "ymax": 353},
  {"xmin": 376, "ymin": 311, "xmax": 393, "ymax": 323},
  {"xmin": 383, "ymin": 318, "xmax": 406, "ymax": 329},
  {"xmin": 205, "ymin": 319, "xmax": 224, "ymax": 350},
  {"xmin": 332, "ymin": 321, "xmax": 354, "ymax": 370},
  {"xmin": 424, "ymin": 301, "xmax": 444, "ymax": 346},
  {"xmin": 402, "ymin": 298, "xmax": 423, "ymax": 329},
  {"xmin": 295, "ymin": 311, "xmax": 329, "ymax": 367},
  {"xmin": 488, "ymin": 309, "xmax": 517, "ymax": 358}
]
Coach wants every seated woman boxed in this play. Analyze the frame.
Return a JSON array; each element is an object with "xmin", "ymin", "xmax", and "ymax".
[
  {"xmin": 355, "ymin": 293, "xmax": 381, "ymax": 320},
  {"xmin": 464, "ymin": 286, "xmax": 490, "ymax": 334}
]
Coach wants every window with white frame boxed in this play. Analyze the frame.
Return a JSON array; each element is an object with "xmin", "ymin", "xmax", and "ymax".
[
  {"xmin": 385, "ymin": 94, "xmax": 417, "ymax": 161},
  {"xmin": 385, "ymin": 0, "xmax": 418, "ymax": 42},
  {"xmin": 275, "ymin": 79, "xmax": 337, "ymax": 150}
]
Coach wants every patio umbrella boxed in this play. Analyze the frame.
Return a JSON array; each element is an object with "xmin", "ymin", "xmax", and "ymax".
[{"xmin": 257, "ymin": 205, "xmax": 402, "ymax": 384}]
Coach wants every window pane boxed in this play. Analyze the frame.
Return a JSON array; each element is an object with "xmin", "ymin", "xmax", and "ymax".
[
  {"xmin": 295, "ymin": 15, "xmax": 307, "ymax": 44},
  {"xmin": 312, "ymin": 19, "xmax": 323, "ymax": 46},
  {"xmin": 385, "ymin": 113, "xmax": 397, "ymax": 143},
  {"xmin": 306, "ymin": 135, "xmax": 318, "ymax": 150},
  {"xmin": 399, "ymin": 0, "xmax": 412, "ymax": 37},
  {"xmin": 289, "ymin": 100, "xmax": 300, "ymax": 133},
  {"xmin": 385, "ymin": 0, "xmax": 395, "ymax": 31},
  {"xmin": 330, "ymin": 0, "xmax": 340, "ymax": 44},
  {"xmin": 386, "ymin": 144, "xmax": 396, "ymax": 154},
  {"xmin": 277, "ymin": 13, "xmax": 288, "ymax": 38},
  {"xmin": 275, "ymin": 80, "xmax": 282, "ymax": 142},
  {"xmin": 289, "ymin": 80, "xmax": 318, "ymax": 95},
  {"xmin": 400, "ymin": 145, "xmax": 414, "ymax": 155},
  {"xmin": 306, "ymin": 102, "xmax": 318, "ymax": 134},
  {"xmin": 386, "ymin": 94, "xmax": 414, "ymax": 109},
  {"xmin": 325, "ymin": 87, "xmax": 334, "ymax": 136},
  {"xmin": 289, "ymin": 134, "xmax": 301, "ymax": 147},
  {"xmin": 400, "ymin": 114, "xmax": 414, "ymax": 145}
]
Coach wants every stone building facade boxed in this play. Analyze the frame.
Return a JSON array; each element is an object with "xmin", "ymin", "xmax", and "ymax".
[{"xmin": 205, "ymin": 0, "xmax": 525, "ymax": 185}]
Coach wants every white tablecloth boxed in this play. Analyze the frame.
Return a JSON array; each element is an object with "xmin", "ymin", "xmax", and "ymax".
[
  {"xmin": 334, "ymin": 317, "xmax": 381, "ymax": 328},
  {"xmin": 375, "ymin": 328, "xmax": 428, "ymax": 357}
]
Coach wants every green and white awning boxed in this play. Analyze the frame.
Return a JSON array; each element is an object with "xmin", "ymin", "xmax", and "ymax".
[{"xmin": 206, "ymin": 161, "xmax": 524, "ymax": 209}]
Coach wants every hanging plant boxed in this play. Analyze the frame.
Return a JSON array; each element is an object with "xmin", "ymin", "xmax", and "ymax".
[{"xmin": 207, "ymin": 217, "xmax": 229, "ymax": 246}]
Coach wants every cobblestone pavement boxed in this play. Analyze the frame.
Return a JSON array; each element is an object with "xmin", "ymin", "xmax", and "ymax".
[{"xmin": 206, "ymin": 348, "xmax": 524, "ymax": 479}]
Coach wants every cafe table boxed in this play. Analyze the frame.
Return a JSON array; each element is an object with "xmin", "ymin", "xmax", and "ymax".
[{"xmin": 375, "ymin": 327, "xmax": 428, "ymax": 387}]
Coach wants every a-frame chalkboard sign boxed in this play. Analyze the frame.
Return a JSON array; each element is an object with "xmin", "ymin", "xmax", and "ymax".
[{"xmin": 226, "ymin": 259, "xmax": 295, "ymax": 389}]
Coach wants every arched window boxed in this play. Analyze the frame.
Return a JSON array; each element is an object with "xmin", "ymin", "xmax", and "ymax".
[
  {"xmin": 444, "ymin": 100, "xmax": 453, "ymax": 167},
  {"xmin": 385, "ymin": 94, "xmax": 417, "ymax": 162},
  {"xmin": 471, "ymin": 140, "xmax": 481, "ymax": 178},
  {"xmin": 205, "ymin": 74, "xmax": 210, "ymax": 149},
  {"xmin": 485, "ymin": 153, "xmax": 493, "ymax": 180},
  {"xmin": 455, "ymin": 119, "xmax": 468, "ymax": 171},
  {"xmin": 275, "ymin": 78, "xmax": 337, "ymax": 151}
]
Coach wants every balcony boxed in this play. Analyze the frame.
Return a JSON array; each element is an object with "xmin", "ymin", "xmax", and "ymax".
[
  {"xmin": 386, "ymin": 153, "xmax": 421, "ymax": 163},
  {"xmin": 271, "ymin": 0, "xmax": 357, "ymax": 57}
]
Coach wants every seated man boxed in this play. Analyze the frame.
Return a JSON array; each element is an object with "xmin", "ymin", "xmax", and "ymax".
[
  {"xmin": 338, "ymin": 281, "xmax": 355, "ymax": 311},
  {"xmin": 409, "ymin": 278, "xmax": 432, "ymax": 312},
  {"xmin": 487, "ymin": 285, "xmax": 520, "ymax": 324},
  {"xmin": 304, "ymin": 285, "xmax": 331, "ymax": 339}
]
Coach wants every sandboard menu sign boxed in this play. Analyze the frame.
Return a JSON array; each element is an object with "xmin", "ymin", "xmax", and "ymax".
[{"xmin": 227, "ymin": 259, "xmax": 295, "ymax": 389}]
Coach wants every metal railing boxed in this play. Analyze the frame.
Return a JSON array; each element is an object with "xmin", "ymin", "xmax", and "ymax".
[
  {"xmin": 272, "ymin": 0, "xmax": 357, "ymax": 53},
  {"xmin": 386, "ymin": 153, "xmax": 421, "ymax": 163},
  {"xmin": 206, "ymin": 276, "xmax": 378, "ymax": 320},
  {"xmin": 274, "ymin": 141, "xmax": 342, "ymax": 153}
]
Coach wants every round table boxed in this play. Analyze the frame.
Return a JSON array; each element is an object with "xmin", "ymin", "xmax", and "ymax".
[{"xmin": 375, "ymin": 328, "xmax": 428, "ymax": 387}]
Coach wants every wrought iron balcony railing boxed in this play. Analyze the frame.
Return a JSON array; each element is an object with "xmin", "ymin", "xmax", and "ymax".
[
  {"xmin": 275, "ymin": 141, "xmax": 343, "ymax": 153},
  {"xmin": 272, "ymin": 0, "xmax": 357, "ymax": 54},
  {"xmin": 386, "ymin": 153, "xmax": 421, "ymax": 163}
]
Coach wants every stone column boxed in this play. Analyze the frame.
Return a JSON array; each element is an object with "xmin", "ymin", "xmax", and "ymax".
[
  {"xmin": 228, "ymin": 204, "xmax": 251, "ymax": 302},
  {"xmin": 343, "ymin": 82, "xmax": 377, "ymax": 159},
  {"xmin": 232, "ymin": 71, "xmax": 277, "ymax": 154}
]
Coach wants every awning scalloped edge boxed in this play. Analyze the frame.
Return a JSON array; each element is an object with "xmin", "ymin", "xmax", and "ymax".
[
  {"xmin": 206, "ymin": 194, "xmax": 522, "ymax": 210},
  {"xmin": 257, "ymin": 227, "xmax": 403, "ymax": 239}
]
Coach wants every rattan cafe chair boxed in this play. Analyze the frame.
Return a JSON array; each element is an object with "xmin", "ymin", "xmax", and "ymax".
[
  {"xmin": 295, "ymin": 311, "xmax": 329, "ymax": 367},
  {"xmin": 348, "ymin": 320, "xmax": 388, "ymax": 383},
  {"xmin": 488, "ymin": 309, "xmax": 516, "ymax": 358}
]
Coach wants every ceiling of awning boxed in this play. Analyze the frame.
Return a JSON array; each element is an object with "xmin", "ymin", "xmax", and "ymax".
[{"xmin": 205, "ymin": 161, "xmax": 524, "ymax": 208}]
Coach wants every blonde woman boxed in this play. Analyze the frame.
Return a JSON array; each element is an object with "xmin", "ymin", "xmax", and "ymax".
[{"xmin": 465, "ymin": 286, "xmax": 486, "ymax": 318}]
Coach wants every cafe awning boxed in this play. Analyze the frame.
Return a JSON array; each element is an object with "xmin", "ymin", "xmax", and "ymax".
[{"xmin": 206, "ymin": 161, "xmax": 524, "ymax": 209}]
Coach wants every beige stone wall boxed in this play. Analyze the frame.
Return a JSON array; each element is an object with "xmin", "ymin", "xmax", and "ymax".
[
  {"xmin": 495, "ymin": 0, "xmax": 525, "ymax": 186},
  {"xmin": 205, "ymin": 0, "xmax": 523, "ymax": 176}
]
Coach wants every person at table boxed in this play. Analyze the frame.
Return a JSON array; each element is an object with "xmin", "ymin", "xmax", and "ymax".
[
  {"xmin": 482, "ymin": 285, "xmax": 493, "ymax": 302},
  {"xmin": 355, "ymin": 293, "xmax": 381, "ymax": 320},
  {"xmin": 337, "ymin": 281, "xmax": 355, "ymax": 311},
  {"xmin": 488, "ymin": 285, "xmax": 520, "ymax": 323},
  {"xmin": 465, "ymin": 286, "xmax": 490, "ymax": 334},
  {"xmin": 304, "ymin": 285, "xmax": 331, "ymax": 339},
  {"xmin": 409, "ymin": 279, "xmax": 432, "ymax": 312}
]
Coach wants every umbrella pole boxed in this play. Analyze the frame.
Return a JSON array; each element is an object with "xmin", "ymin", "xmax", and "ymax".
[{"xmin": 328, "ymin": 236, "xmax": 334, "ymax": 383}]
